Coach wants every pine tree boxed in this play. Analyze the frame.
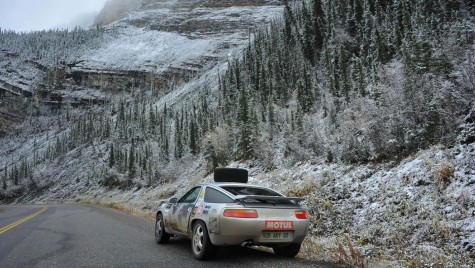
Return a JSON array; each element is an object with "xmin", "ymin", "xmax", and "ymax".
[
  {"xmin": 313, "ymin": 0, "xmax": 325, "ymax": 53},
  {"xmin": 250, "ymin": 107, "xmax": 259, "ymax": 154},
  {"xmin": 204, "ymin": 139, "xmax": 217, "ymax": 171},
  {"xmin": 109, "ymin": 143, "xmax": 115, "ymax": 168},
  {"xmin": 295, "ymin": 103, "xmax": 304, "ymax": 140},
  {"xmin": 13, "ymin": 165, "xmax": 18, "ymax": 186},
  {"xmin": 302, "ymin": 1, "xmax": 316, "ymax": 65},
  {"xmin": 190, "ymin": 120, "xmax": 198, "ymax": 155},
  {"xmin": 128, "ymin": 143, "xmax": 135, "ymax": 180},
  {"xmin": 160, "ymin": 122, "xmax": 169, "ymax": 162},
  {"xmin": 338, "ymin": 44, "xmax": 350, "ymax": 100},
  {"xmin": 174, "ymin": 115, "xmax": 183, "ymax": 159},
  {"xmin": 268, "ymin": 100, "xmax": 276, "ymax": 140},
  {"xmin": 162, "ymin": 135, "xmax": 170, "ymax": 162},
  {"xmin": 3, "ymin": 165, "xmax": 7, "ymax": 190},
  {"xmin": 238, "ymin": 87, "xmax": 252, "ymax": 159},
  {"xmin": 284, "ymin": 4, "xmax": 295, "ymax": 45}
]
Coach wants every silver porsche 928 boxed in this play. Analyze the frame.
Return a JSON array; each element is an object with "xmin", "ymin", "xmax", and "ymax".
[{"xmin": 154, "ymin": 168, "xmax": 310, "ymax": 260}]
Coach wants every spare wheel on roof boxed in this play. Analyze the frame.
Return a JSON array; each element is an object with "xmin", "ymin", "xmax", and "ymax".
[{"xmin": 214, "ymin": 168, "xmax": 248, "ymax": 183}]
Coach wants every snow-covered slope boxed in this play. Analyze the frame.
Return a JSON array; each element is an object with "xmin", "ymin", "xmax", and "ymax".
[
  {"xmin": 80, "ymin": 4, "xmax": 284, "ymax": 72},
  {"xmin": 0, "ymin": 1, "xmax": 284, "ymax": 120},
  {"xmin": 0, "ymin": 1, "xmax": 285, "ymax": 200},
  {"xmin": 83, "ymin": 122, "xmax": 475, "ymax": 267}
]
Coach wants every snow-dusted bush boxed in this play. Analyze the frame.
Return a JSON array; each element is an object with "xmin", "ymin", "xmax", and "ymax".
[
  {"xmin": 0, "ymin": 185, "xmax": 25, "ymax": 203},
  {"xmin": 203, "ymin": 126, "xmax": 233, "ymax": 170},
  {"xmin": 102, "ymin": 168, "xmax": 128, "ymax": 189}
]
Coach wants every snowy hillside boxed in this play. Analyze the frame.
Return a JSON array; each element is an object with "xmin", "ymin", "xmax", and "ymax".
[{"xmin": 81, "ymin": 5, "xmax": 285, "ymax": 71}]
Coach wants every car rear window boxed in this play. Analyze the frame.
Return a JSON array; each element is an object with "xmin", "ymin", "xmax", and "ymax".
[
  {"xmin": 220, "ymin": 186, "xmax": 296, "ymax": 206},
  {"xmin": 204, "ymin": 188, "xmax": 234, "ymax": 203},
  {"xmin": 220, "ymin": 186, "xmax": 281, "ymax": 197}
]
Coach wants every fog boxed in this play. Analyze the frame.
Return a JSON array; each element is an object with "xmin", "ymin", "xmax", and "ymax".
[
  {"xmin": 0, "ymin": 0, "xmax": 109, "ymax": 32},
  {"xmin": 94, "ymin": 0, "xmax": 142, "ymax": 26}
]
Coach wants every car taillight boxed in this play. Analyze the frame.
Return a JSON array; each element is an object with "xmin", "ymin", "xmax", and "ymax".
[
  {"xmin": 223, "ymin": 209, "xmax": 258, "ymax": 218},
  {"xmin": 294, "ymin": 210, "xmax": 309, "ymax": 219}
]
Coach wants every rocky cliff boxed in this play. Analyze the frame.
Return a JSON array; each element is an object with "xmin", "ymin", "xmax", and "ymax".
[{"xmin": 0, "ymin": 0, "xmax": 284, "ymax": 122}]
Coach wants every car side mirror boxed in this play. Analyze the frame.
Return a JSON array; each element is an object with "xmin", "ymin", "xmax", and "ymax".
[{"xmin": 169, "ymin": 197, "xmax": 177, "ymax": 204}]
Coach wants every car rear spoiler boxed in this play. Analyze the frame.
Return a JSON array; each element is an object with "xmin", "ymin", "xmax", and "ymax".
[{"xmin": 233, "ymin": 195, "xmax": 305, "ymax": 204}]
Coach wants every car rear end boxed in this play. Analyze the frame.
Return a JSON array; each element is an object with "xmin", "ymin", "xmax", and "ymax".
[
  {"xmin": 211, "ymin": 206, "xmax": 309, "ymax": 247},
  {"xmin": 206, "ymin": 184, "xmax": 310, "ymax": 247}
]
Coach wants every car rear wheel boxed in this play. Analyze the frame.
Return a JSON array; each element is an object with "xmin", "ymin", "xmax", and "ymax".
[
  {"xmin": 273, "ymin": 243, "xmax": 301, "ymax": 258},
  {"xmin": 155, "ymin": 213, "xmax": 170, "ymax": 244},
  {"xmin": 192, "ymin": 221, "xmax": 216, "ymax": 260}
]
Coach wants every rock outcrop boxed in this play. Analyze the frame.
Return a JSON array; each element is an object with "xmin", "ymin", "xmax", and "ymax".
[{"xmin": 0, "ymin": 0, "xmax": 284, "ymax": 119}]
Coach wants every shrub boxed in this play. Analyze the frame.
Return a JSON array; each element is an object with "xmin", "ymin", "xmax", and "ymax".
[
  {"xmin": 335, "ymin": 235, "xmax": 367, "ymax": 268},
  {"xmin": 439, "ymin": 164, "xmax": 454, "ymax": 185}
]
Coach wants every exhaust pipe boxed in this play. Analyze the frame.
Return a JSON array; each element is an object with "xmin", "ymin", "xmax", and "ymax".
[{"xmin": 241, "ymin": 240, "xmax": 254, "ymax": 247}]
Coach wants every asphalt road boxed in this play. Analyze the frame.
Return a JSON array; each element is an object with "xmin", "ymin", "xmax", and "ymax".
[{"xmin": 0, "ymin": 204, "xmax": 342, "ymax": 268}]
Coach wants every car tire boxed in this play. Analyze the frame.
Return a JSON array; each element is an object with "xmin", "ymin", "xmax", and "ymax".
[
  {"xmin": 273, "ymin": 243, "xmax": 301, "ymax": 258},
  {"xmin": 192, "ymin": 220, "xmax": 216, "ymax": 260},
  {"xmin": 155, "ymin": 213, "xmax": 170, "ymax": 244}
]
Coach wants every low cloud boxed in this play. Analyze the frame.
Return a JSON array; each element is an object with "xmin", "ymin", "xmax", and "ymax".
[
  {"xmin": 0, "ymin": 0, "xmax": 108, "ymax": 32},
  {"xmin": 94, "ymin": 0, "xmax": 142, "ymax": 26}
]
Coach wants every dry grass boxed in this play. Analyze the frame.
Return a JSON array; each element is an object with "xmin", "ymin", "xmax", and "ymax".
[
  {"xmin": 300, "ymin": 235, "xmax": 367, "ymax": 267},
  {"xmin": 81, "ymin": 199, "xmax": 155, "ymax": 220},
  {"xmin": 334, "ymin": 235, "xmax": 367, "ymax": 268},
  {"xmin": 431, "ymin": 215, "xmax": 450, "ymax": 242},
  {"xmin": 439, "ymin": 164, "xmax": 454, "ymax": 185},
  {"xmin": 299, "ymin": 237, "xmax": 322, "ymax": 259},
  {"xmin": 285, "ymin": 180, "xmax": 317, "ymax": 197},
  {"xmin": 407, "ymin": 259, "xmax": 424, "ymax": 268}
]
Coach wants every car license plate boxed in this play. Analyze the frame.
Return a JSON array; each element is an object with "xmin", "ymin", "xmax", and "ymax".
[{"xmin": 260, "ymin": 231, "xmax": 292, "ymax": 241}]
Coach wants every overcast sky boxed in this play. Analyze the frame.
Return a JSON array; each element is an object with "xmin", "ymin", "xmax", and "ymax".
[{"xmin": 0, "ymin": 0, "xmax": 109, "ymax": 32}]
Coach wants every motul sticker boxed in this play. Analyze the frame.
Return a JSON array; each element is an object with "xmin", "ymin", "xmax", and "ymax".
[{"xmin": 264, "ymin": 220, "xmax": 294, "ymax": 230}]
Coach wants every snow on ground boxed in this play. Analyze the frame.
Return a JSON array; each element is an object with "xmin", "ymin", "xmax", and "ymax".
[
  {"xmin": 28, "ymin": 134, "xmax": 470, "ymax": 267},
  {"xmin": 79, "ymin": 5, "xmax": 284, "ymax": 72},
  {"xmin": 82, "ymin": 26, "xmax": 217, "ymax": 71},
  {"xmin": 243, "ymin": 142, "xmax": 475, "ymax": 267}
]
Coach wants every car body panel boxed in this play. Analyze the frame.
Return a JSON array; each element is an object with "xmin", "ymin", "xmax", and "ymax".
[{"xmin": 157, "ymin": 183, "xmax": 310, "ymax": 247}]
